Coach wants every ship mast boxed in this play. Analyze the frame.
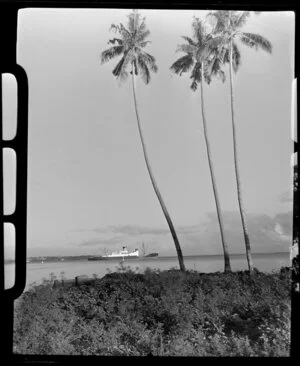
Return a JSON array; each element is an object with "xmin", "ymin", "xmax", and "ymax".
[{"xmin": 142, "ymin": 241, "xmax": 148, "ymax": 256}]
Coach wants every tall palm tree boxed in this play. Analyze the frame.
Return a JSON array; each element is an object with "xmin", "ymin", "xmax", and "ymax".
[
  {"xmin": 207, "ymin": 11, "xmax": 273, "ymax": 273},
  {"xmin": 101, "ymin": 10, "xmax": 186, "ymax": 272},
  {"xmin": 170, "ymin": 17, "xmax": 232, "ymax": 273}
]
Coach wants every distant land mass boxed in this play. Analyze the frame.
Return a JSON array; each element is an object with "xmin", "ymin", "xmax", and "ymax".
[{"xmin": 4, "ymin": 251, "xmax": 290, "ymax": 264}]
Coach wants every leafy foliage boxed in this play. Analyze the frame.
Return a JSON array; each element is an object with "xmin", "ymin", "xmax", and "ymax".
[
  {"xmin": 170, "ymin": 17, "xmax": 226, "ymax": 90},
  {"xmin": 14, "ymin": 268, "xmax": 291, "ymax": 356},
  {"xmin": 206, "ymin": 10, "xmax": 272, "ymax": 73},
  {"xmin": 101, "ymin": 10, "xmax": 157, "ymax": 84}
]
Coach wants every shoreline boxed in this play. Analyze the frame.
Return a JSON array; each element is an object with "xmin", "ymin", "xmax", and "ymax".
[{"xmin": 5, "ymin": 251, "xmax": 290, "ymax": 265}]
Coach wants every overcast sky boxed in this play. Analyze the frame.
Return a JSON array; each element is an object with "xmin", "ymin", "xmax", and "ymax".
[{"xmin": 2, "ymin": 9, "xmax": 295, "ymax": 257}]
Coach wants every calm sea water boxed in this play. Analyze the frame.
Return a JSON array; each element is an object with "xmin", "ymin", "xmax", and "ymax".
[{"xmin": 5, "ymin": 252, "xmax": 290, "ymax": 291}]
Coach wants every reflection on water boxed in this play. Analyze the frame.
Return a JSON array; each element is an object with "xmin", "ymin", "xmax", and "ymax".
[{"xmin": 5, "ymin": 252, "xmax": 290, "ymax": 291}]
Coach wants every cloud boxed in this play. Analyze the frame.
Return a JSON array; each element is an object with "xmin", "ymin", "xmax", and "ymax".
[
  {"xmin": 79, "ymin": 236, "xmax": 125, "ymax": 246},
  {"xmin": 176, "ymin": 225, "xmax": 205, "ymax": 235},
  {"xmin": 75, "ymin": 225, "xmax": 170, "ymax": 236},
  {"xmin": 274, "ymin": 223, "xmax": 291, "ymax": 242},
  {"xmin": 74, "ymin": 211, "xmax": 292, "ymax": 255},
  {"xmin": 107, "ymin": 225, "xmax": 170, "ymax": 236},
  {"xmin": 274, "ymin": 212, "xmax": 293, "ymax": 236},
  {"xmin": 280, "ymin": 191, "xmax": 293, "ymax": 203},
  {"xmin": 164, "ymin": 211, "xmax": 292, "ymax": 256}
]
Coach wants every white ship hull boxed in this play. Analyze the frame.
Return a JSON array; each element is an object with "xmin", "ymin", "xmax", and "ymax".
[{"xmin": 102, "ymin": 247, "xmax": 139, "ymax": 260}]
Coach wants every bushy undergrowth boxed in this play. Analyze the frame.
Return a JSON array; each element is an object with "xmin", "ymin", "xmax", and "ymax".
[{"xmin": 14, "ymin": 266, "xmax": 291, "ymax": 356}]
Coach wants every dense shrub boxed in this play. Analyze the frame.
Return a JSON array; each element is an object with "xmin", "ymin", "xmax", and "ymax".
[{"xmin": 14, "ymin": 268, "xmax": 291, "ymax": 356}]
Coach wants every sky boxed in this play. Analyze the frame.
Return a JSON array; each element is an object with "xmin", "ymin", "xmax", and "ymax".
[{"xmin": 2, "ymin": 8, "xmax": 296, "ymax": 258}]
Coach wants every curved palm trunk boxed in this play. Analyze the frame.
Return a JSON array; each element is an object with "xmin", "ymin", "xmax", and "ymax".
[
  {"xmin": 131, "ymin": 65, "xmax": 186, "ymax": 272},
  {"xmin": 229, "ymin": 41, "xmax": 254, "ymax": 273},
  {"xmin": 200, "ymin": 65, "xmax": 231, "ymax": 273}
]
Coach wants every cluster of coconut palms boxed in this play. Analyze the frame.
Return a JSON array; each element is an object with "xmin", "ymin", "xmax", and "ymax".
[{"xmin": 101, "ymin": 10, "xmax": 272, "ymax": 274}]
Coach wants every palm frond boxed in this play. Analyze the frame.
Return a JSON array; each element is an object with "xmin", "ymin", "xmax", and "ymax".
[
  {"xmin": 137, "ymin": 55, "xmax": 151, "ymax": 84},
  {"xmin": 136, "ymin": 30, "xmax": 151, "ymax": 43},
  {"xmin": 223, "ymin": 48, "xmax": 230, "ymax": 63},
  {"xmin": 232, "ymin": 42, "xmax": 241, "ymax": 72},
  {"xmin": 110, "ymin": 23, "xmax": 121, "ymax": 33},
  {"xmin": 191, "ymin": 80, "xmax": 198, "ymax": 91},
  {"xmin": 112, "ymin": 23, "xmax": 132, "ymax": 45},
  {"xmin": 196, "ymin": 44, "xmax": 210, "ymax": 63},
  {"xmin": 101, "ymin": 45, "xmax": 124, "ymax": 64},
  {"xmin": 127, "ymin": 11, "xmax": 140, "ymax": 33},
  {"xmin": 139, "ymin": 52, "xmax": 158, "ymax": 73},
  {"xmin": 170, "ymin": 54, "xmax": 194, "ymax": 76},
  {"xmin": 191, "ymin": 17, "xmax": 206, "ymax": 46},
  {"xmin": 122, "ymin": 51, "xmax": 134, "ymax": 76},
  {"xmin": 181, "ymin": 36, "xmax": 197, "ymax": 46},
  {"xmin": 205, "ymin": 56, "xmax": 226, "ymax": 84},
  {"xmin": 218, "ymin": 70, "xmax": 226, "ymax": 83},
  {"xmin": 239, "ymin": 32, "xmax": 272, "ymax": 53},
  {"xmin": 210, "ymin": 58, "xmax": 222, "ymax": 77},
  {"xmin": 203, "ymin": 63, "xmax": 212, "ymax": 84},
  {"xmin": 206, "ymin": 12, "xmax": 219, "ymax": 32},
  {"xmin": 207, "ymin": 35, "xmax": 228, "ymax": 51},
  {"xmin": 139, "ymin": 41, "xmax": 151, "ymax": 48},
  {"xmin": 137, "ymin": 17, "xmax": 148, "ymax": 34},
  {"xmin": 114, "ymin": 51, "xmax": 134, "ymax": 82},
  {"xmin": 232, "ymin": 11, "xmax": 250, "ymax": 29},
  {"xmin": 207, "ymin": 11, "xmax": 229, "ymax": 34},
  {"xmin": 217, "ymin": 44, "xmax": 229, "ymax": 63},
  {"xmin": 112, "ymin": 56, "xmax": 126, "ymax": 77},
  {"xmin": 190, "ymin": 61, "xmax": 202, "ymax": 84},
  {"xmin": 176, "ymin": 43, "xmax": 195, "ymax": 55},
  {"xmin": 108, "ymin": 38, "xmax": 123, "ymax": 46}
]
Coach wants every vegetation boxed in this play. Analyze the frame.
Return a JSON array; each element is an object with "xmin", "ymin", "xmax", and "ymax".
[
  {"xmin": 207, "ymin": 11, "xmax": 273, "ymax": 273},
  {"xmin": 100, "ymin": 10, "xmax": 185, "ymax": 272},
  {"xmin": 170, "ymin": 17, "xmax": 231, "ymax": 273},
  {"xmin": 14, "ymin": 267, "xmax": 291, "ymax": 356}
]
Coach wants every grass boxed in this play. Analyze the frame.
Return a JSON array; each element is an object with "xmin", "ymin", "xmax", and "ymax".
[{"xmin": 13, "ymin": 266, "xmax": 291, "ymax": 356}]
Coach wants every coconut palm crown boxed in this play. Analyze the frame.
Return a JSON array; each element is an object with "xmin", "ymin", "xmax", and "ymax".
[
  {"xmin": 101, "ymin": 10, "xmax": 158, "ymax": 84},
  {"xmin": 207, "ymin": 11, "xmax": 272, "ymax": 71},
  {"xmin": 170, "ymin": 17, "xmax": 226, "ymax": 90}
]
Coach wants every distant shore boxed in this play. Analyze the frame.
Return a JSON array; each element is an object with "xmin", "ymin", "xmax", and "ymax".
[{"xmin": 5, "ymin": 251, "xmax": 290, "ymax": 265}]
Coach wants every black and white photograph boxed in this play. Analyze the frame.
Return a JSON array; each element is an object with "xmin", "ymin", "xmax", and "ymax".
[{"xmin": 2, "ymin": 5, "xmax": 297, "ymax": 357}]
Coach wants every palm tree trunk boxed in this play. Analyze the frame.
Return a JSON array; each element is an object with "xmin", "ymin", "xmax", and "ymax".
[
  {"xmin": 131, "ymin": 65, "xmax": 186, "ymax": 272},
  {"xmin": 200, "ymin": 65, "xmax": 231, "ymax": 273},
  {"xmin": 229, "ymin": 41, "xmax": 254, "ymax": 273}
]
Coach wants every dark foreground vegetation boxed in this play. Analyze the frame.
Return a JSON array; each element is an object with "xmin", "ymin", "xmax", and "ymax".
[{"xmin": 14, "ymin": 267, "xmax": 291, "ymax": 356}]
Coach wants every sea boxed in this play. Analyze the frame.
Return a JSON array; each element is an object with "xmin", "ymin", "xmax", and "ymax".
[{"xmin": 4, "ymin": 252, "xmax": 290, "ymax": 292}]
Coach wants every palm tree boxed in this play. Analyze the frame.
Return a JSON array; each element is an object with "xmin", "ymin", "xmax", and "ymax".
[
  {"xmin": 207, "ymin": 11, "xmax": 273, "ymax": 273},
  {"xmin": 100, "ymin": 10, "xmax": 186, "ymax": 272},
  {"xmin": 170, "ymin": 17, "xmax": 232, "ymax": 273}
]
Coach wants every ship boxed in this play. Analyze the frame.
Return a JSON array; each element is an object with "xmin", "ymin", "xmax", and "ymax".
[
  {"xmin": 141, "ymin": 242, "xmax": 159, "ymax": 258},
  {"xmin": 88, "ymin": 246, "xmax": 139, "ymax": 261},
  {"xmin": 87, "ymin": 256, "xmax": 105, "ymax": 261},
  {"xmin": 87, "ymin": 244, "xmax": 159, "ymax": 261},
  {"xmin": 144, "ymin": 252, "xmax": 159, "ymax": 258}
]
